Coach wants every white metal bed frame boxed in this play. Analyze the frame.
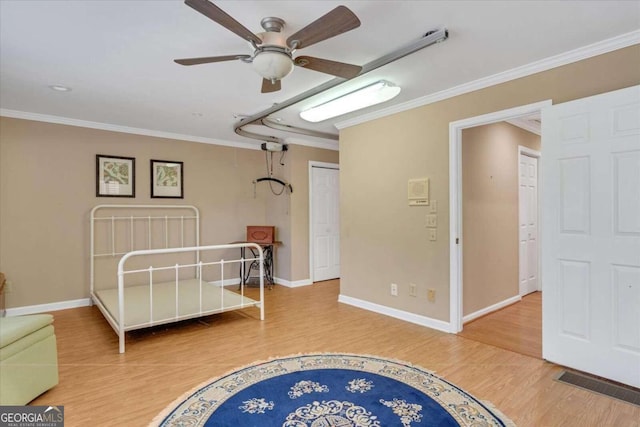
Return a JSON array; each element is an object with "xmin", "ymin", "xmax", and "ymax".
[
  {"xmin": 90, "ymin": 205, "xmax": 264, "ymax": 353},
  {"xmin": 90, "ymin": 204, "xmax": 201, "ymax": 291}
]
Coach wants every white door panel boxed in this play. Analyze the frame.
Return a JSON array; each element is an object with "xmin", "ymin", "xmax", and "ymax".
[
  {"xmin": 312, "ymin": 166, "xmax": 340, "ymax": 281},
  {"xmin": 614, "ymin": 152, "xmax": 640, "ymax": 235},
  {"xmin": 542, "ymin": 85, "xmax": 640, "ymax": 388},
  {"xmin": 519, "ymin": 152, "xmax": 539, "ymax": 296}
]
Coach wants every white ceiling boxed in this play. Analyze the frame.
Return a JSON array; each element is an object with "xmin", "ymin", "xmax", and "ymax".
[{"xmin": 1, "ymin": 1, "xmax": 639, "ymax": 150}]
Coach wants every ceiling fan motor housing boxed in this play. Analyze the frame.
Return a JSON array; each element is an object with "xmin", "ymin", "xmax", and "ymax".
[{"xmin": 260, "ymin": 17, "xmax": 285, "ymax": 33}]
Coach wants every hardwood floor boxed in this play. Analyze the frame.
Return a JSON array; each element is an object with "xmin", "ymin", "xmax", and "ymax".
[
  {"xmin": 458, "ymin": 291, "xmax": 542, "ymax": 359},
  {"xmin": 31, "ymin": 281, "xmax": 639, "ymax": 426}
]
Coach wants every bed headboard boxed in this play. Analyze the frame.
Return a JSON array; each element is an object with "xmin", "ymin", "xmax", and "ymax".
[{"xmin": 90, "ymin": 204, "xmax": 200, "ymax": 293}]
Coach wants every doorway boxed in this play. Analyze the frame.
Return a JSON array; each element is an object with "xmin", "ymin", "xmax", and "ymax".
[
  {"xmin": 449, "ymin": 101, "xmax": 550, "ymax": 357},
  {"xmin": 456, "ymin": 120, "xmax": 542, "ymax": 357}
]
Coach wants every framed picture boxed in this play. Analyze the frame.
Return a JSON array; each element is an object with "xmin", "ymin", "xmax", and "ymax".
[
  {"xmin": 151, "ymin": 159, "xmax": 184, "ymax": 199},
  {"xmin": 96, "ymin": 154, "xmax": 135, "ymax": 197}
]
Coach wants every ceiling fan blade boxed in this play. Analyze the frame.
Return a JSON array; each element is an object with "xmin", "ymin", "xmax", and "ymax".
[
  {"xmin": 184, "ymin": 0, "xmax": 262, "ymax": 45},
  {"xmin": 286, "ymin": 5, "xmax": 360, "ymax": 50},
  {"xmin": 174, "ymin": 54, "xmax": 251, "ymax": 66},
  {"xmin": 261, "ymin": 79, "xmax": 281, "ymax": 93},
  {"xmin": 294, "ymin": 56, "xmax": 361, "ymax": 79}
]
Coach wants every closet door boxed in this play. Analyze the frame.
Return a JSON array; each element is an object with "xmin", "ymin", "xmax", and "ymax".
[
  {"xmin": 519, "ymin": 152, "xmax": 539, "ymax": 296},
  {"xmin": 311, "ymin": 164, "xmax": 340, "ymax": 282}
]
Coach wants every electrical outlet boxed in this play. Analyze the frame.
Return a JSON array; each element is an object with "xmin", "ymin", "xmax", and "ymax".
[
  {"xmin": 390, "ymin": 283, "xmax": 398, "ymax": 296},
  {"xmin": 427, "ymin": 288, "xmax": 436, "ymax": 302},
  {"xmin": 428, "ymin": 229, "xmax": 437, "ymax": 241},
  {"xmin": 409, "ymin": 283, "xmax": 417, "ymax": 297}
]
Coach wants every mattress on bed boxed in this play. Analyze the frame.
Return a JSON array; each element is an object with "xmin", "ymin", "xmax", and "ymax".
[{"xmin": 95, "ymin": 279, "xmax": 258, "ymax": 329}]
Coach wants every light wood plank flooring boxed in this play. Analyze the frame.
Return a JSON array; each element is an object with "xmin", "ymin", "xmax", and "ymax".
[
  {"xmin": 32, "ymin": 281, "xmax": 638, "ymax": 426},
  {"xmin": 458, "ymin": 291, "xmax": 542, "ymax": 359}
]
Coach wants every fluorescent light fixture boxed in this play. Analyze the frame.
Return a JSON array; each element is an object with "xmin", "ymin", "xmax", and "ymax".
[{"xmin": 300, "ymin": 80, "xmax": 401, "ymax": 123}]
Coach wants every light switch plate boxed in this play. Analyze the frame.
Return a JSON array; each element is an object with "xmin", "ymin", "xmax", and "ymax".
[
  {"xmin": 426, "ymin": 214, "xmax": 437, "ymax": 227},
  {"xmin": 409, "ymin": 283, "xmax": 417, "ymax": 297},
  {"xmin": 428, "ymin": 229, "xmax": 437, "ymax": 241},
  {"xmin": 429, "ymin": 200, "xmax": 437, "ymax": 213}
]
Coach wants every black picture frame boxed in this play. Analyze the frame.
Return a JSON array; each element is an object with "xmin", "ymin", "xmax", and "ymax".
[
  {"xmin": 150, "ymin": 159, "xmax": 184, "ymax": 199},
  {"xmin": 96, "ymin": 154, "xmax": 135, "ymax": 197}
]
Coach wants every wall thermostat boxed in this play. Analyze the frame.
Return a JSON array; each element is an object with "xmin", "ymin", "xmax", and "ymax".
[{"xmin": 408, "ymin": 178, "xmax": 429, "ymax": 206}]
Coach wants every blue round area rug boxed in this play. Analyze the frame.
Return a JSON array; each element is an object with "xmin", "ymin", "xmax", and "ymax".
[{"xmin": 152, "ymin": 354, "xmax": 515, "ymax": 427}]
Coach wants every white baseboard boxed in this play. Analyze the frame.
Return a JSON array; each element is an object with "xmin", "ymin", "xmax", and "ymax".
[
  {"xmin": 338, "ymin": 294, "xmax": 451, "ymax": 333},
  {"xmin": 275, "ymin": 277, "xmax": 313, "ymax": 288},
  {"xmin": 5, "ymin": 298, "xmax": 92, "ymax": 317},
  {"xmin": 462, "ymin": 294, "xmax": 522, "ymax": 324}
]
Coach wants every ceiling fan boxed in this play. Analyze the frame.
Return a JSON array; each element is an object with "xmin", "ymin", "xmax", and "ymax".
[{"xmin": 174, "ymin": 0, "xmax": 363, "ymax": 93}]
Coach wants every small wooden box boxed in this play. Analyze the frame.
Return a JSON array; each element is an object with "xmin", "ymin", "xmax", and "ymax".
[{"xmin": 247, "ymin": 226, "xmax": 275, "ymax": 244}]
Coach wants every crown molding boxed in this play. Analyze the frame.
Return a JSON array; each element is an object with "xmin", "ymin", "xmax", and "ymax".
[
  {"xmin": 0, "ymin": 108, "xmax": 338, "ymax": 151},
  {"xmin": 336, "ymin": 29, "xmax": 640, "ymax": 130},
  {"xmin": 0, "ymin": 108, "xmax": 263, "ymax": 150}
]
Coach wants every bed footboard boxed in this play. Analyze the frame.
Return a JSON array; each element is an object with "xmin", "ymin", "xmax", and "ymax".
[{"xmin": 109, "ymin": 243, "xmax": 265, "ymax": 353}]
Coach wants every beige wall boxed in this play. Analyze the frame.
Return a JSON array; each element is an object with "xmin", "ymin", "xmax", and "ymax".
[
  {"xmin": 340, "ymin": 45, "xmax": 640, "ymax": 322},
  {"xmin": 462, "ymin": 122, "xmax": 540, "ymax": 315},
  {"xmin": 0, "ymin": 117, "xmax": 337, "ymax": 307},
  {"xmin": 260, "ymin": 144, "xmax": 339, "ymax": 283},
  {"xmin": 262, "ymin": 149, "xmax": 292, "ymax": 281}
]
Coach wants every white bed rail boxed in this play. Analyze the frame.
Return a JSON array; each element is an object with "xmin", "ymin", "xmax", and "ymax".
[{"xmin": 112, "ymin": 243, "xmax": 264, "ymax": 353}]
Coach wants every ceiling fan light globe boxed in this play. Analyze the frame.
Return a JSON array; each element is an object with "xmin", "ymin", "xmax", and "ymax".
[{"xmin": 252, "ymin": 51, "xmax": 294, "ymax": 81}]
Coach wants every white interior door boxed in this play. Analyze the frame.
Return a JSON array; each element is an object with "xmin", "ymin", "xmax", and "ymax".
[
  {"xmin": 542, "ymin": 85, "xmax": 640, "ymax": 388},
  {"xmin": 311, "ymin": 165, "xmax": 340, "ymax": 282},
  {"xmin": 519, "ymin": 152, "xmax": 539, "ymax": 296}
]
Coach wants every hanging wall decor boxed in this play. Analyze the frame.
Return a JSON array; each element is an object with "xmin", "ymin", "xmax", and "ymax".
[
  {"xmin": 150, "ymin": 159, "xmax": 183, "ymax": 199},
  {"xmin": 96, "ymin": 154, "xmax": 135, "ymax": 197}
]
